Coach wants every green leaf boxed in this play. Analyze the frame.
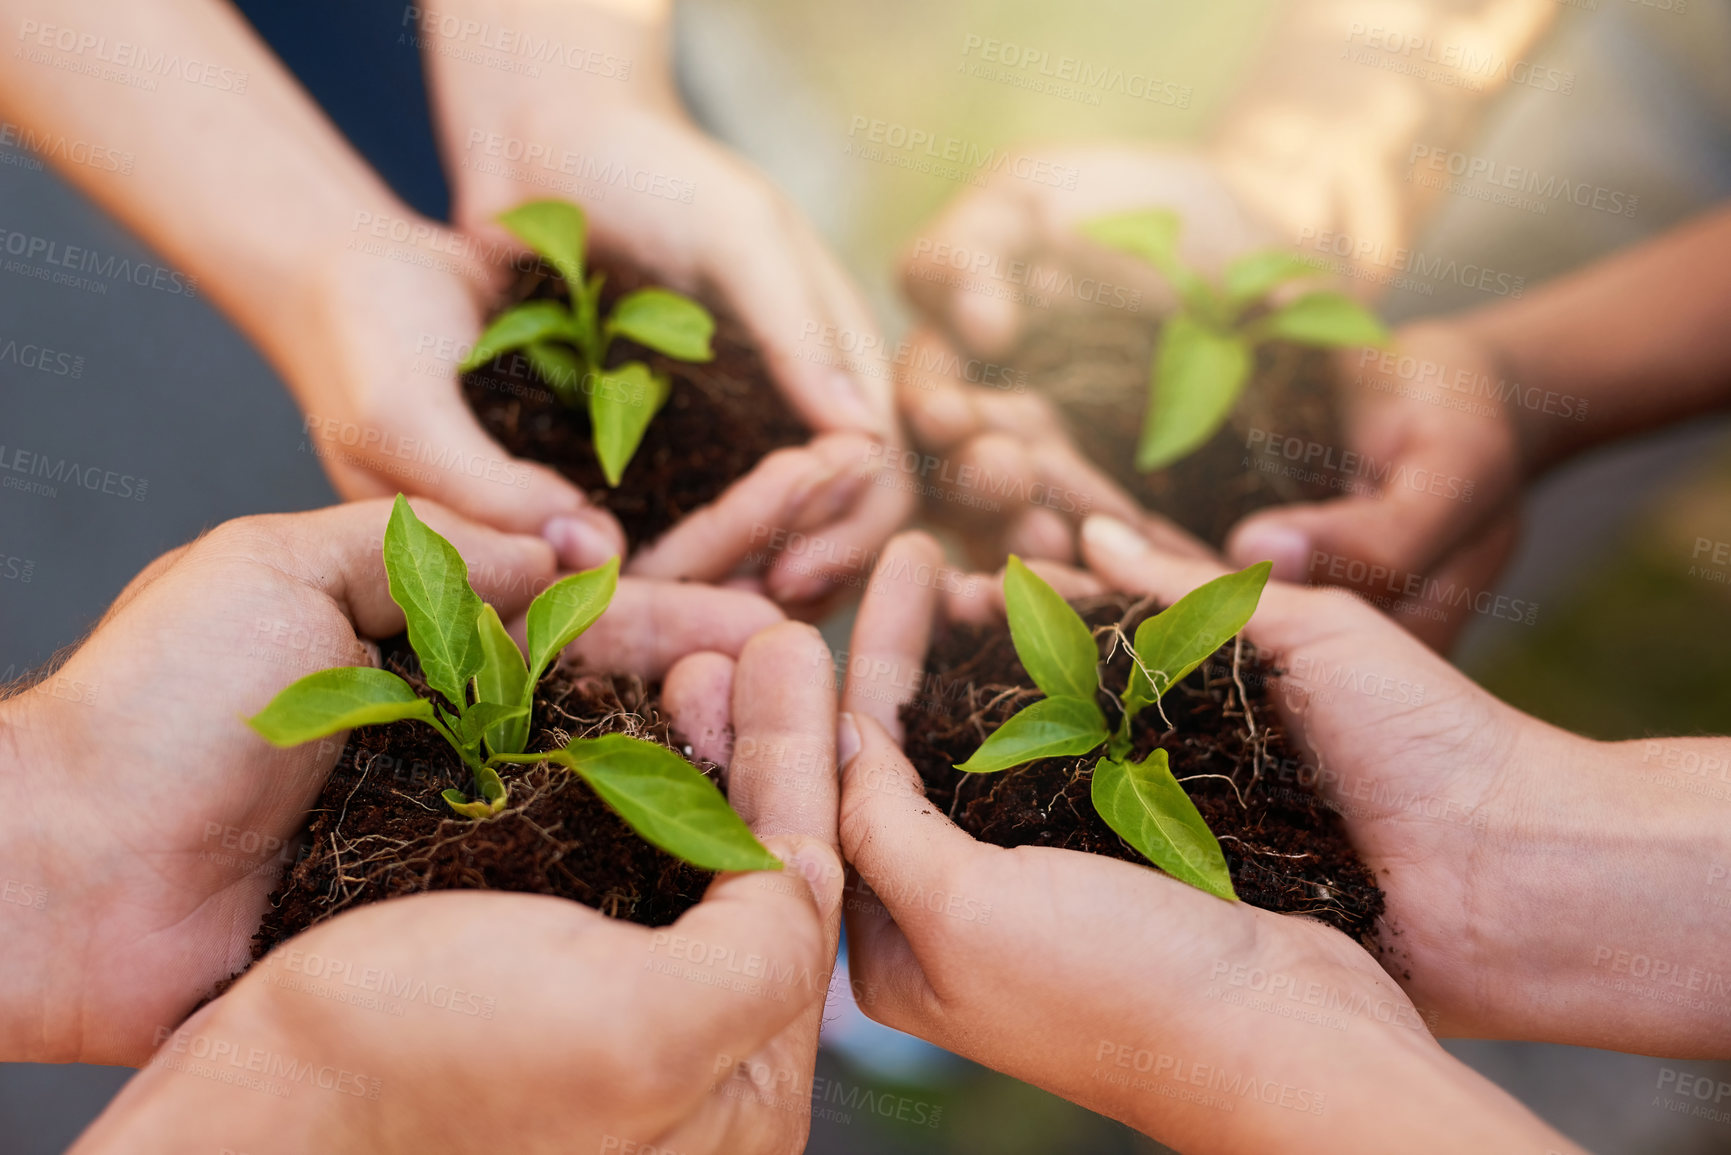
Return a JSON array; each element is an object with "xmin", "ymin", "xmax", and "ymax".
[
  {"xmin": 498, "ymin": 200, "xmax": 586, "ymax": 289},
  {"xmin": 608, "ymin": 288, "xmax": 715, "ymax": 362},
  {"xmin": 1004, "ymin": 556, "xmax": 1098, "ymax": 700},
  {"xmin": 955, "ymin": 696, "xmax": 1108, "ymax": 773},
  {"xmin": 1222, "ymin": 250, "xmax": 1322, "ymax": 312},
  {"xmin": 1256, "ymin": 291, "xmax": 1388, "ymax": 348},
  {"xmin": 248, "ymin": 666, "xmax": 433, "ymax": 746},
  {"xmin": 1081, "ymin": 209, "xmax": 1182, "ymax": 274},
  {"xmin": 522, "ymin": 734, "xmax": 779, "ymax": 871},
  {"xmin": 1137, "ymin": 315, "xmax": 1252, "ymax": 472},
  {"xmin": 474, "ymin": 603, "xmax": 530, "ymax": 754},
  {"xmin": 1092, "ymin": 749, "xmax": 1237, "ymax": 901},
  {"xmin": 524, "ymin": 340, "xmax": 588, "ymax": 407},
  {"xmin": 1123, "ymin": 561, "xmax": 1272, "ymax": 725},
  {"xmin": 441, "ymin": 765, "xmax": 510, "ymax": 820},
  {"xmin": 524, "ymin": 557, "xmax": 619, "ymax": 688},
  {"xmin": 457, "ymin": 701, "xmax": 529, "ymax": 750},
  {"xmin": 458, "ymin": 301, "xmax": 572, "ymax": 373},
  {"xmin": 590, "ymin": 361, "xmax": 669, "ymax": 486},
  {"xmin": 383, "ymin": 495, "xmax": 485, "ymax": 709}
]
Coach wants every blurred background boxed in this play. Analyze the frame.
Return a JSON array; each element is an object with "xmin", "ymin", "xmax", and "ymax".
[{"xmin": 4, "ymin": 0, "xmax": 1731, "ymax": 1151}]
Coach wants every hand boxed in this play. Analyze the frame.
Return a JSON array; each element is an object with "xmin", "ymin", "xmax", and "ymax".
[
  {"xmin": 293, "ymin": 223, "xmax": 629, "ymax": 569},
  {"xmin": 1082, "ymin": 514, "xmax": 1731, "ymax": 1058},
  {"xmin": 0, "ymin": 498, "xmax": 785, "ymax": 1065},
  {"xmin": 834, "ymin": 532, "xmax": 1577, "ymax": 1154},
  {"xmin": 423, "ymin": 0, "xmax": 912, "ymax": 606},
  {"xmin": 70, "ymin": 621, "xmax": 846, "ymax": 1155},
  {"xmin": 896, "ymin": 144, "xmax": 1276, "ymax": 567},
  {"xmin": 1223, "ymin": 322, "xmax": 1524, "ymax": 650}
]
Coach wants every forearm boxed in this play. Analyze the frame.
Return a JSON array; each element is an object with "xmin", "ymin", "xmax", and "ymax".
[
  {"xmin": 1455, "ymin": 207, "xmax": 1731, "ymax": 470},
  {"xmin": 1209, "ymin": 0, "xmax": 1558, "ymax": 274},
  {"xmin": 0, "ymin": 0, "xmax": 418, "ymax": 379},
  {"xmin": 1465, "ymin": 728, "xmax": 1731, "ymax": 1055}
]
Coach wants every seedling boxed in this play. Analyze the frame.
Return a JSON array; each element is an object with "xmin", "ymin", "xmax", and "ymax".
[
  {"xmin": 1081, "ymin": 209, "xmax": 1389, "ymax": 472},
  {"xmin": 458, "ymin": 199, "xmax": 716, "ymax": 486},
  {"xmin": 957, "ymin": 557, "xmax": 1272, "ymax": 900},
  {"xmin": 248, "ymin": 495, "xmax": 778, "ymax": 873}
]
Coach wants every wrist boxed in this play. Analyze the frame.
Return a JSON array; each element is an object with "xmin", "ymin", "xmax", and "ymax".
[
  {"xmin": 0, "ymin": 690, "xmax": 88, "ymax": 1061},
  {"xmin": 72, "ymin": 980, "xmax": 358, "ymax": 1155}
]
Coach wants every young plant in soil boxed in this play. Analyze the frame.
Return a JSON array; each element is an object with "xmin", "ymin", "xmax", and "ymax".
[
  {"xmin": 957, "ymin": 558, "xmax": 1269, "ymax": 900},
  {"xmin": 1081, "ymin": 209, "xmax": 1389, "ymax": 473},
  {"xmin": 458, "ymin": 199, "xmax": 716, "ymax": 487},
  {"xmin": 248, "ymin": 494, "xmax": 778, "ymax": 873}
]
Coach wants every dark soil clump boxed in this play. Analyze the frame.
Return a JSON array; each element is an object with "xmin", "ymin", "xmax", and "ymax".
[
  {"xmin": 901, "ymin": 595, "xmax": 1383, "ymax": 941},
  {"xmin": 1010, "ymin": 305, "xmax": 1343, "ymax": 548},
  {"xmin": 462, "ymin": 260, "xmax": 807, "ymax": 549},
  {"xmin": 249, "ymin": 640, "xmax": 717, "ymax": 962}
]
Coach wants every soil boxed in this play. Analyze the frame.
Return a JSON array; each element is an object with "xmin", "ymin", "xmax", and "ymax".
[
  {"xmin": 461, "ymin": 260, "xmax": 807, "ymax": 549},
  {"xmin": 1009, "ymin": 304, "xmax": 1343, "ymax": 548},
  {"xmin": 900, "ymin": 594, "xmax": 1384, "ymax": 941},
  {"xmin": 248, "ymin": 638, "xmax": 718, "ymax": 962}
]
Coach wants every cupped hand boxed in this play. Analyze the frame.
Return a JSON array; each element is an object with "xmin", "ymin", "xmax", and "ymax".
[
  {"xmin": 895, "ymin": 144, "xmax": 1278, "ymax": 567},
  {"xmin": 833, "ymin": 532, "xmax": 1574, "ymax": 1154},
  {"xmin": 294, "ymin": 223, "xmax": 629, "ymax": 569},
  {"xmin": 1223, "ymin": 322, "xmax": 1525, "ymax": 650},
  {"xmin": 0, "ymin": 498, "xmax": 785, "ymax": 1065},
  {"xmin": 71, "ymin": 621, "xmax": 846, "ymax": 1155},
  {"xmin": 425, "ymin": 4, "xmax": 912, "ymax": 606}
]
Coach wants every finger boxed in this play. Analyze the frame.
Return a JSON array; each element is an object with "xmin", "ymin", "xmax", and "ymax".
[
  {"xmin": 800, "ymin": 224, "xmax": 898, "ymax": 430},
  {"xmin": 900, "ymin": 186, "xmax": 1034, "ymax": 356},
  {"xmin": 898, "ymin": 329, "xmax": 986, "ymax": 449},
  {"xmin": 844, "ymin": 532, "xmax": 945, "ymax": 737},
  {"xmin": 944, "ymin": 558, "xmax": 1104, "ymax": 625},
  {"xmin": 206, "ymin": 498, "xmax": 556, "ymax": 640},
  {"xmin": 706, "ymin": 192, "xmax": 889, "ymax": 438},
  {"xmin": 1223, "ymin": 432, "xmax": 1515, "ymax": 587},
  {"xmin": 837, "ymin": 713, "xmax": 985, "ymax": 942},
  {"xmin": 562, "ymin": 579, "xmax": 784, "ymax": 679},
  {"xmin": 355, "ymin": 375, "xmax": 625, "ymax": 569},
  {"xmin": 1388, "ymin": 511, "xmax": 1520, "ymax": 652},
  {"xmin": 727, "ymin": 622, "xmax": 840, "ymax": 845},
  {"xmin": 625, "ymin": 435, "xmax": 873, "ymax": 585},
  {"xmin": 764, "ymin": 460, "xmax": 915, "ymax": 605},
  {"xmin": 1081, "ymin": 513, "xmax": 1364, "ymax": 655},
  {"xmin": 648, "ymin": 833, "xmax": 843, "ymax": 1065},
  {"xmin": 662, "ymin": 652, "xmax": 737, "ymax": 768},
  {"xmin": 1002, "ymin": 506, "xmax": 1075, "ymax": 563}
]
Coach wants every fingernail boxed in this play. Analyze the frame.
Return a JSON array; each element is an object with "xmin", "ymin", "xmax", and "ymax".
[
  {"xmin": 543, "ymin": 514, "xmax": 621, "ymax": 570},
  {"xmin": 836, "ymin": 712, "xmax": 862, "ymax": 769},
  {"xmin": 1230, "ymin": 524, "xmax": 1309, "ymax": 583},
  {"xmin": 1081, "ymin": 514, "xmax": 1150, "ymax": 559}
]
